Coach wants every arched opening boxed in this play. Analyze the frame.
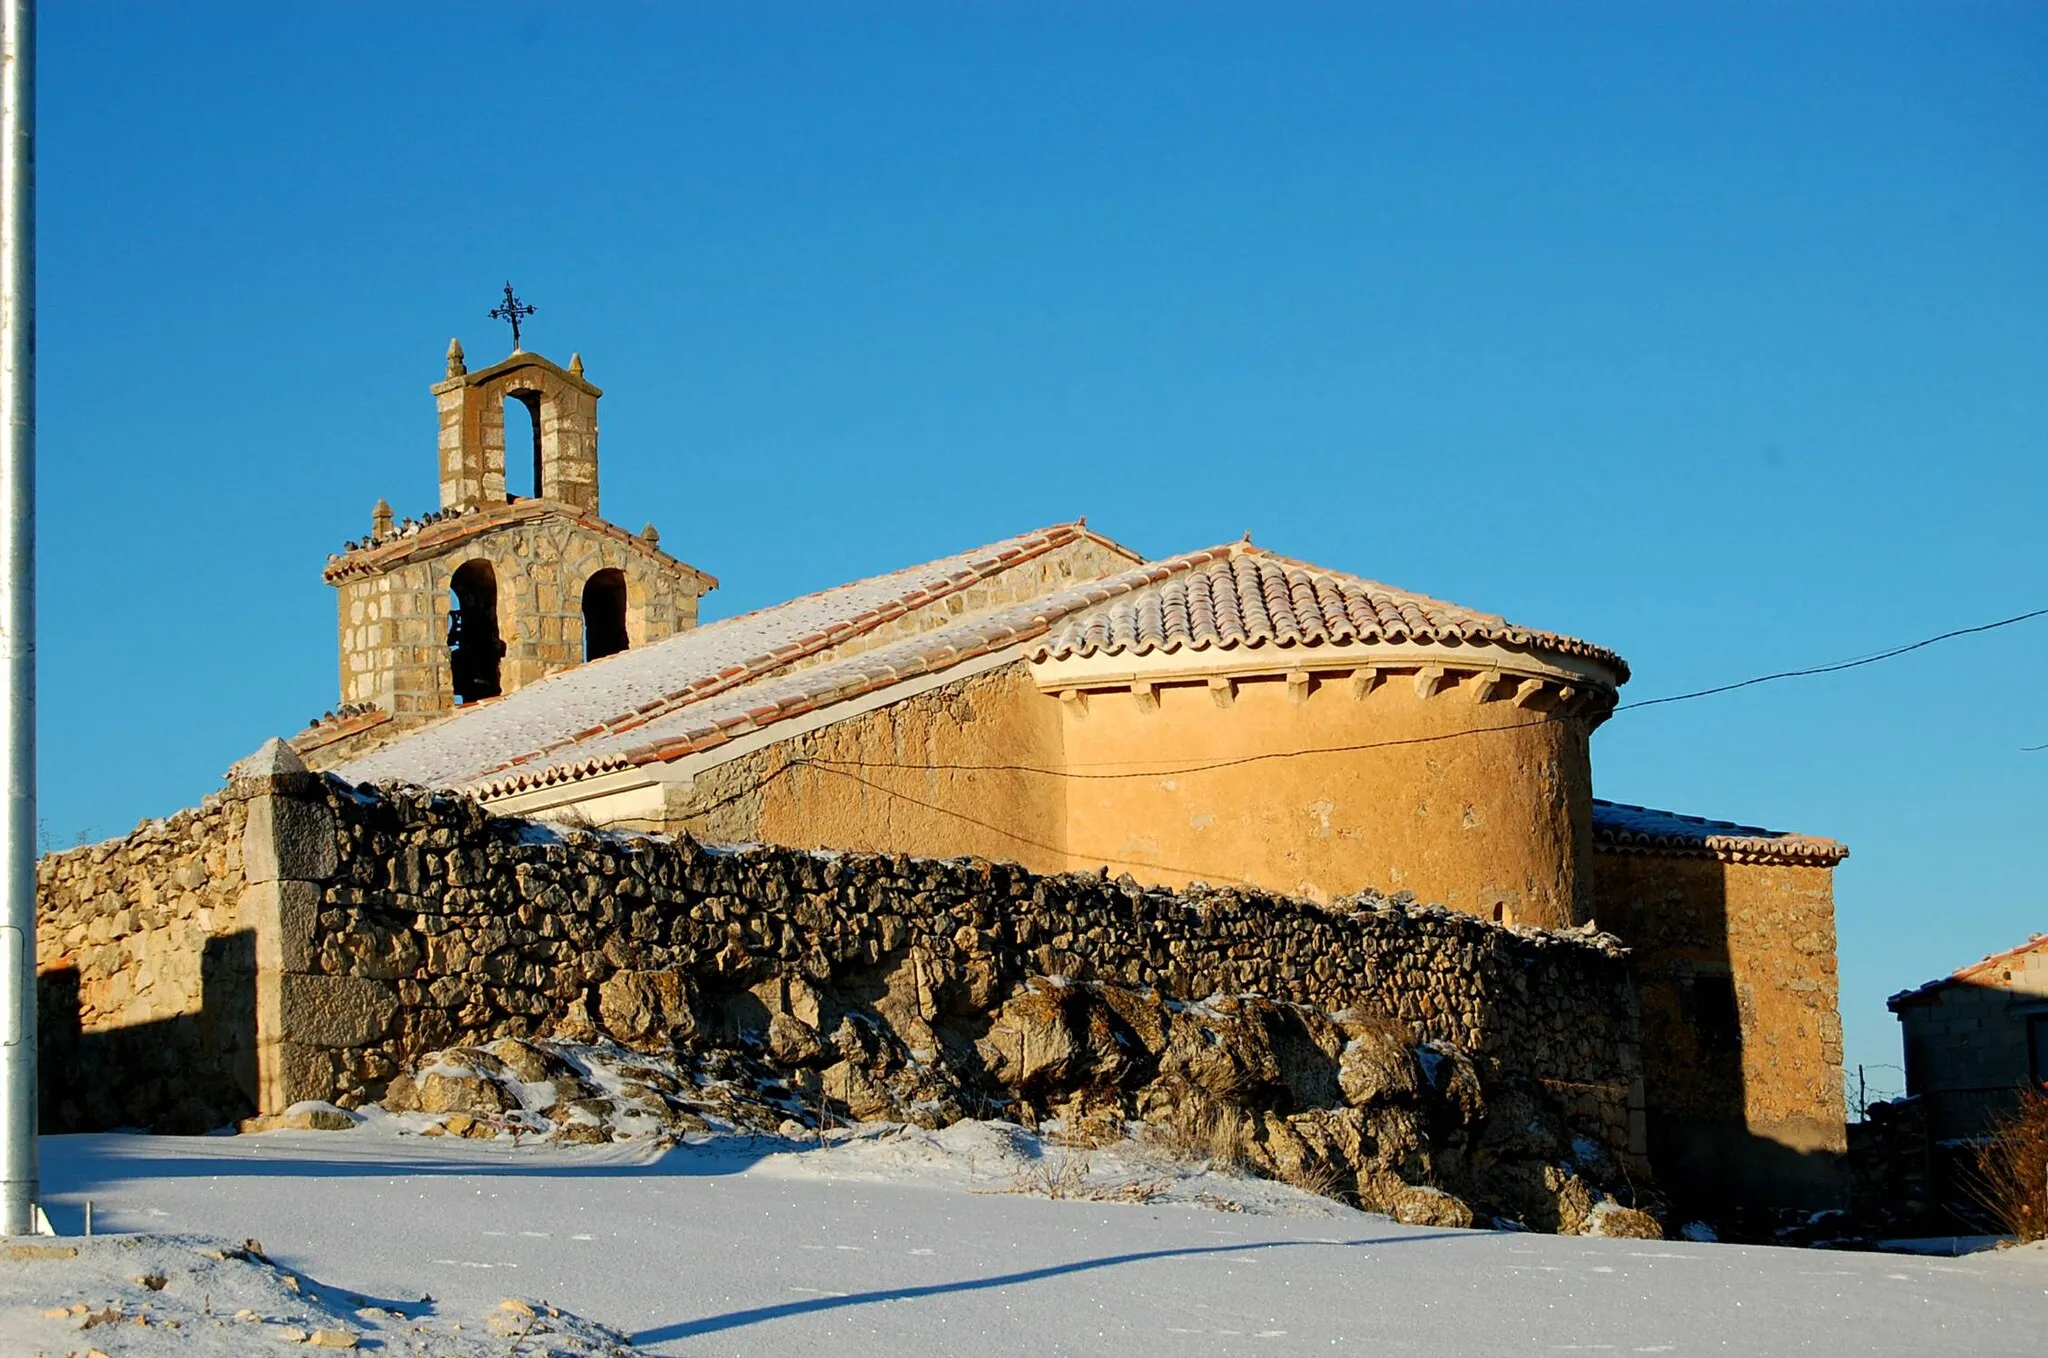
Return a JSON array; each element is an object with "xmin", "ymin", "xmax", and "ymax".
[
  {"xmin": 583, "ymin": 568, "xmax": 629, "ymax": 661},
  {"xmin": 503, "ymin": 392, "xmax": 543, "ymax": 499},
  {"xmin": 448, "ymin": 560, "xmax": 504, "ymax": 703}
]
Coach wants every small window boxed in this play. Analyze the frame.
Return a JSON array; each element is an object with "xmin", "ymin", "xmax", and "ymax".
[
  {"xmin": 1688, "ymin": 974, "xmax": 1742, "ymax": 1054},
  {"xmin": 2029, "ymin": 1015, "xmax": 2048, "ymax": 1085},
  {"xmin": 582, "ymin": 569, "xmax": 629, "ymax": 661},
  {"xmin": 448, "ymin": 560, "xmax": 503, "ymax": 703}
]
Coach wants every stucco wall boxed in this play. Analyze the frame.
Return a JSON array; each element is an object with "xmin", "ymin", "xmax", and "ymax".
[
  {"xmin": 1591, "ymin": 849, "xmax": 1846, "ymax": 1207},
  {"xmin": 664, "ymin": 664, "xmax": 1069, "ymax": 872},
  {"xmin": 34, "ymin": 795, "xmax": 256, "ymax": 1132},
  {"xmin": 1053, "ymin": 668, "xmax": 1594, "ymax": 927}
]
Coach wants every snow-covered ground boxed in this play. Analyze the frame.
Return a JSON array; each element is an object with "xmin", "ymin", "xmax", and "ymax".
[{"xmin": 12, "ymin": 1118, "xmax": 2048, "ymax": 1356}]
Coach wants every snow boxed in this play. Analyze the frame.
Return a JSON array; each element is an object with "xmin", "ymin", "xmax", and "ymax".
[
  {"xmin": 15, "ymin": 1122, "xmax": 2048, "ymax": 1356},
  {"xmin": 336, "ymin": 526, "xmax": 1081, "ymax": 791}
]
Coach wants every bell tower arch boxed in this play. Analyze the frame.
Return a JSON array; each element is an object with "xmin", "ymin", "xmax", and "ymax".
[
  {"xmin": 434, "ymin": 340, "xmax": 602, "ymax": 513},
  {"xmin": 302, "ymin": 336, "xmax": 717, "ymax": 768}
]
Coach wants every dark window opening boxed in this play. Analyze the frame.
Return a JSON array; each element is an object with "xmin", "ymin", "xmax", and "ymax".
[
  {"xmin": 504, "ymin": 392, "xmax": 543, "ymax": 499},
  {"xmin": 448, "ymin": 560, "xmax": 504, "ymax": 703},
  {"xmin": 583, "ymin": 568, "xmax": 629, "ymax": 661},
  {"xmin": 1685, "ymin": 974, "xmax": 1743, "ymax": 1054},
  {"xmin": 2029, "ymin": 1015, "xmax": 2048, "ymax": 1086}
]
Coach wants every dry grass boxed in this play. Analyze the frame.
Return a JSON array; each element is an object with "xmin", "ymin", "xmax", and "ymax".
[
  {"xmin": 1145, "ymin": 1100, "xmax": 1250, "ymax": 1172},
  {"xmin": 1277, "ymin": 1157, "xmax": 1353, "ymax": 1204},
  {"xmin": 1967, "ymin": 1085, "xmax": 2048, "ymax": 1242},
  {"xmin": 991, "ymin": 1150, "xmax": 1169, "ymax": 1204}
]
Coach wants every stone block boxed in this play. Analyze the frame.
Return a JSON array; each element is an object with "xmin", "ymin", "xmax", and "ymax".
[
  {"xmin": 243, "ymin": 878, "xmax": 319, "ymax": 974},
  {"xmin": 281, "ymin": 973, "xmax": 399, "ymax": 1048},
  {"xmin": 244, "ymin": 795, "xmax": 338, "ymax": 884}
]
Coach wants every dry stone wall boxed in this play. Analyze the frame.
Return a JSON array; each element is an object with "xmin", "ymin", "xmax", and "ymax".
[
  {"xmin": 292, "ymin": 778, "xmax": 1647, "ymax": 1166},
  {"xmin": 34, "ymin": 795, "xmax": 255, "ymax": 1132}
]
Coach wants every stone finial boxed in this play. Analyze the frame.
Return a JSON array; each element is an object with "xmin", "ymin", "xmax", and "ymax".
[
  {"xmin": 445, "ymin": 338, "xmax": 467, "ymax": 378},
  {"xmin": 641, "ymin": 523, "xmax": 661, "ymax": 547},
  {"xmin": 569, "ymin": 353, "xmax": 585, "ymax": 378},
  {"xmin": 371, "ymin": 498, "xmax": 394, "ymax": 540},
  {"xmin": 228, "ymin": 737, "xmax": 310, "ymax": 782}
]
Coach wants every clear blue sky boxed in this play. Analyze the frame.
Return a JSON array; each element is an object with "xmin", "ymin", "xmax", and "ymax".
[{"xmin": 37, "ymin": 3, "xmax": 2046, "ymax": 1090}]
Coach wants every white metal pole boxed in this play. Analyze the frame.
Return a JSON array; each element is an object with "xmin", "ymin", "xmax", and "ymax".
[{"xmin": 0, "ymin": 0, "xmax": 35, "ymax": 1238}]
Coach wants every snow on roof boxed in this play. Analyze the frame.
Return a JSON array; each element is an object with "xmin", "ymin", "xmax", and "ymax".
[
  {"xmin": 1591, "ymin": 800, "xmax": 1848, "ymax": 867},
  {"xmin": 459, "ymin": 544, "xmax": 1242, "ymax": 797},
  {"xmin": 337, "ymin": 522, "xmax": 1133, "ymax": 790}
]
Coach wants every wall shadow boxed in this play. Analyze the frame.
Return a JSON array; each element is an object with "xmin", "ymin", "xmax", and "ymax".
[
  {"xmin": 36, "ymin": 930, "xmax": 258, "ymax": 1134},
  {"xmin": 633, "ymin": 1232, "xmax": 1474, "ymax": 1345},
  {"xmin": 1594, "ymin": 852, "xmax": 1844, "ymax": 1217}
]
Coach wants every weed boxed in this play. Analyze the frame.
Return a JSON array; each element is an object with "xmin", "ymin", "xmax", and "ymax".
[
  {"xmin": 1146, "ymin": 1100, "xmax": 1249, "ymax": 1172},
  {"xmin": 1966, "ymin": 1085, "xmax": 2048, "ymax": 1242}
]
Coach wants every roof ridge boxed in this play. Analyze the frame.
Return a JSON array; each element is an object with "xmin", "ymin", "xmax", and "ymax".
[
  {"xmin": 473, "ymin": 521, "xmax": 1128, "ymax": 778},
  {"xmin": 1238, "ymin": 546, "xmax": 1512, "ymax": 627}
]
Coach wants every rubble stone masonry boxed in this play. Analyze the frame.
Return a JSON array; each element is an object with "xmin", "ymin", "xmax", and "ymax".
[{"xmin": 38, "ymin": 762, "xmax": 1649, "ymax": 1167}]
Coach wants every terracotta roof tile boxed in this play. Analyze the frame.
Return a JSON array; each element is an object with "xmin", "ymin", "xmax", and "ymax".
[
  {"xmin": 1591, "ymin": 800, "xmax": 1847, "ymax": 867},
  {"xmin": 323, "ymin": 498, "xmax": 717, "ymax": 589},
  {"xmin": 1887, "ymin": 935, "xmax": 2048, "ymax": 1009},
  {"xmin": 1030, "ymin": 547, "xmax": 1628, "ymax": 680}
]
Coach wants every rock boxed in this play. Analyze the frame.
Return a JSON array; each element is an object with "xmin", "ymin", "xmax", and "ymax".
[
  {"xmin": 766, "ymin": 1012, "xmax": 826, "ymax": 1067},
  {"xmin": 307, "ymin": 1329, "xmax": 360, "ymax": 1349},
  {"xmin": 977, "ymin": 982, "xmax": 1083, "ymax": 1094},
  {"xmin": 1336, "ymin": 1020, "xmax": 1420, "ymax": 1108},
  {"xmin": 488, "ymin": 1037, "xmax": 571, "ymax": 1084},
  {"xmin": 598, "ymin": 970, "xmax": 698, "ymax": 1050},
  {"xmin": 1159, "ymin": 997, "xmax": 1286, "ymax": 1105},
  {"xmin": 240, "ymin": 1101, "xmax": 359, "ymax": 1133},
  {"xmin": 1356, "ymin": 1169, "xmax": 1475, "ymax": 1228},
  {"xmin": 433, "ymin": 1112, "xmax": 498, "ymax": 1139},
  {"xmin": 1586, "ymin": 1202, "xmax": 1664, "ymax": 1239},
  {"xmin": 414, "ymin": 1070, "xmax": 513, "ymax": 1117}
]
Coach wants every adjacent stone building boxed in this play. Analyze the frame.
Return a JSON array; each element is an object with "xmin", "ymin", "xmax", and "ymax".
[
  {"xmin": 1888, "ymin": 936, "xmax": 2048, "ymax": 1139},
  {"xmin": 42, "ymin": 336, "xmax": 1853, "ymax": 1215}
]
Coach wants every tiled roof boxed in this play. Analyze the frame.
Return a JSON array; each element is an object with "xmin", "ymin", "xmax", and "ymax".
[
  {"xmin": 1031, "ymin": 549, "xmax": 1629, "ymax": 681},
  {"xmin": 323, "ymin": 498, "xmax": 717, "ymax": 587},
  {"xmin": 1591, "ymin": 800, "xmax": 1848, "ymax": 867},
  {"xmin": 462, "ymin": 545, "xmax": 1241, "ymax": 797},
  {"xmin": 337, "ymin": 522, "xmax": 1140, "ymax": 790},
  {"xmin": 1887, "ymin": 935, "xmax": 2048, "ymax": 1010}
]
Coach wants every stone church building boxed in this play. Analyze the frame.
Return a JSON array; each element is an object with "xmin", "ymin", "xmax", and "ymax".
[{"xmin": 269, "ymin": 340, "xmax": 1852, "ymax": 1210}]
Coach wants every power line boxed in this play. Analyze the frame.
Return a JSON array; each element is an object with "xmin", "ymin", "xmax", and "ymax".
[
  {"xmin": 646, "ymin": 603, "xmax": 2048, "ymax": 817},
  {"xmin": 1616, "ymin": 606, "xmax": 2048, "ymax": 712}
]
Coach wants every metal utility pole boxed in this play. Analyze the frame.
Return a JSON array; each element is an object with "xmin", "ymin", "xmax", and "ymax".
[{"xmin": 0, "ymin": 0, "xmax": 34, "ymax": 1238}]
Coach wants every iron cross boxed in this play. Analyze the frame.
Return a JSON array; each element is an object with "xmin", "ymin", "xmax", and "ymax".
[{"xmin": 488, "ymin": 282, "xmax": 537, "ymax": 351}]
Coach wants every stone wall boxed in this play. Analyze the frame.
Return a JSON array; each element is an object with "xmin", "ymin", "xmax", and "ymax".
[
  {"xmin": 34, "ymin": 794, "xmax": 256, "ymax": 1132},
  {"xmin": 272, "ymin": 774, "xmax": 1648, "ymax": 1167},
  {"xmin": 1592, "ymin": 848, "xmax": 1846, "ymax": 1209}
]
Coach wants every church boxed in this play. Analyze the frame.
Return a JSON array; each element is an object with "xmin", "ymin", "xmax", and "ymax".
[{"xmin": 276, "ymin": 336, "xmax": 1851, "ymax": 1211}]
